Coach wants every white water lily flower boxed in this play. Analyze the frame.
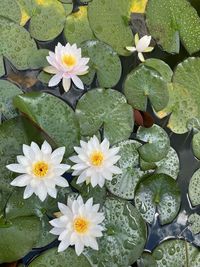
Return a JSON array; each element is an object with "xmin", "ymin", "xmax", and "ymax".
[
  {"xmin": 49, "ymin": 196, "xmax": 105, "ymax": 256},
  {"xmin": 6, "ymin": 141, "xmax": 70, "ymax": 201},
  {"xmin": 69, "ymin": 135, "xmax": 122, "ymax": 188},
  {"xmin": 44, "ymin": 42, "xmax": 90, "ymax": 92},
  {"xmin": 126, "ymin": 33, "xmax": 154, "ymax": 62}
]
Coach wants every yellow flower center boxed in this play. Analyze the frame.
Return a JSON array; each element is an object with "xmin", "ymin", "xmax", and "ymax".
[
  {"xmin": 62, "ymin": 54, "xmax": 77, "ymax": 67},
  {"xmin": 90, "ymin": 151, "xmax": 104, "ymax": 166},
  {"xmin": 32, "ymin": 161, "xmax": 49, "ymax": 178},
  {"xmin": 73, "ymin": 217, "xmax": 89, "ymax": 234}
]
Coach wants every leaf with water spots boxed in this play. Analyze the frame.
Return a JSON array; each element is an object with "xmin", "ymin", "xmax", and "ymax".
[
  {"xmin": 146, "ymin": 0, "xmax": 200, "ymax": 54},
  {"xmin": 137, "ymin": 252, "xmax": 158, "ymax": 267},
  {"xmin": 188, "ymin": 213, "xmax": 200, "ymax": 235},
  {"xmin": 189, "ymin": 168, "xmax": 200, "ymax": 206},
  {"xmin": 0, "ymin": 0, "xmax": 21, "ymax": 24},
  {"xmin": 134, "ymin": 173, "xmax": 181, "ymax": 225}
]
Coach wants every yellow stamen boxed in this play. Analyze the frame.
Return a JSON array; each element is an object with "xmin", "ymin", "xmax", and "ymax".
[
  {"xmin": 62, "ymin": 54, "xmax": 77, "ymax": 67},
  {"xmin": 73, "ymin": 217, "xmax": 89, "ymax": 234},
  {"xmin": 90, "ymin": 151, "xmax": 104, "ymax": 166},
  {"xmin": 32, "ymin": 161, "xmax": 49, "ymax": 178}
]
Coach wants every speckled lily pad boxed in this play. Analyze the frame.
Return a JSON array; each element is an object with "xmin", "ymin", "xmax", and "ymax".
[
  {"xmin": 146, "ymin": 0, "xmax": 200, "ymax": 54},
  {"xmin": 135, "ymin": 174, "xmax": 181, "ymax": 225},
  {"xmin": 75, "ymin": 88, "xmax": 133, "ymax": 144},
  {"xmin": 137, "ymin": 252, "xmax": 158, "ymax": 267},
  {"xmin": 81, "ymin": 40, "xmax": 122, "ymax": 87},
  {"xmin": 27, "ymin": 49, "xmax": 49, "ymax": 69},
  {"xmin": 0, "ymin": 56, "xmax": 5, "ymax": 77},
  {"xmin": 0, "ymin": 0, "xmax": 21, "ymax": 24},
  {"xmin": 124, "ymin": 65, "xmax": 169, "ymax": 112},
  {"xmin": 188, "ymin": 213, "xmax": 200, "ymax": 235},
  {"xmin": 189, "ymin": 168, "xmax": 200, "ymax": 206},
  {"xmin": 136, "ymin": 124, "xmax": 170, "ymax": 163},
  {"xmin": 192, "ymin": 131, "xmax": 200, "ymax": 160}
]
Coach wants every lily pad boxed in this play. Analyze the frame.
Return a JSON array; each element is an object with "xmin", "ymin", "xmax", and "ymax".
[
  {"xmin": 188, "ymin": 213, "xmax": 200, "ymax": 235},
  {"xmin": 28, "ymin": 247, "xmax": 91, "ymax": 267},
  {"xmin": 0, "ymin": 18, "xmax": 38, "ymax": 69},
  {"xmin": 13, "ymin": 92, "xmax": 80, "ymax": 157},
  {"xmin": 88, "ymin": 0, "xmax": 134, "ymax": 56},
  {"xmin": 0, "ymin": 55, "xmax": 5, "ymax": 77},
  {"xmin": 81, "ymin": 40, "xmax": 122, "ymax": 87},
  {"xmin": 85, "ymin": 197, "xmax": 147, "ymax": 267},
  {"xmin": 0, "ymin": 216, "xmax": 41, "ymax": 263},
  {"xmin": 106, "ymin": 140, "xmax": 151, "ymax": 200},
  {"xmin": 137, "ymin": 252, "xmax": 158, "ymax": 267},
  {"xmin": 143, "ymin": 58, "xmax": 173, "ymax": 83},
  {"xmin": 75, "ymin": 88, "xmax": 134, "ymax": 144},
  {"xmin": 189, "ymin": 168, "xmax": 200, "ymax": 206},
  {"xmin": 192, "ymin": 131, "xmax": 200, "ymax": 159},
  {"xmin": 146, "ymin": 0, "xmax": 200, "ymax": 54},
  {"xmin": 0, "ymin": 0, "xmax": 21, "ymax": 24},
  {"xmin": 37, "ymin": 71, "xmax": 52, "ymax": 84},
  {"xmin": 0, "ymin": 80, "xmax": 21, "ymax": 123},
  {"xmin": 134, "ymin": 173, "xmax": 181, "ymax": 225},
  {"xmin": 124, "ymin": 65, "xmax": 169, "ymax": 112},
  {"xmin": 136, "ymin": 124, "xmax": 170, "ymax": 163},
  {"xmin": 64, "ymin": 6, "xmax": 95, "ymax": 45},
  {"xmin": 27, "ymin": 49, "xmax": 49, "ymax": 69},
  {"xmin": 152, "ymin": 239, "xmax": 200, "ymax": 267}
]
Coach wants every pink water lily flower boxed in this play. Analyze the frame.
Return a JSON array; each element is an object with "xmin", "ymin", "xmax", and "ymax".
[
  {"xmin": 44, "ymin": 42, "xmax": 90, "ymax": 92},
  {"xmin": 126, "ymin": 33, "xmax": 154, "ymax": 62}
]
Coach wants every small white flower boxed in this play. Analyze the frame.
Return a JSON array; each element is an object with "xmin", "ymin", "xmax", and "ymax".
[
  {"xmin": 49, "ymin": 196, "xmax": 105, "ymax": 256},
  {"xmin": 126, "ymin": 33, "xmax": 154, "ymax": 62},
  {"xmin": 69, "ymin": 135, "xmax": 122, "ymax": 188},
  {"xmin": 44, "ymin": 42, "xmax": 90, "ymax": 92},
  {"xmin": 6, "ymin": 141, "xmax": 70, "ymax": 201}
]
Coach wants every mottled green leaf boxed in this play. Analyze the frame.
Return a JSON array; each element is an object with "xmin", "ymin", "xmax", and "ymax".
[
  {"xmin": 0, "ymin": 55, "xmax": 5, "ymax": 77},
  {"xmin": 188, "ymin": 213, "xmax": 200, "ymax": 235},
  {"xmin": 27, "ymin": 49, "xmax": 49, "ymax": 69},
  {"xmin": 189, "ymin": 168, "xmax": 200, "ymax": 206},
  {"xmin": 0, "ymin": 0, "xmax": 21, "ymax": 24},
  {"xmin": 192, "ymin": 131, "xmax": 200, "ymax": 159}
]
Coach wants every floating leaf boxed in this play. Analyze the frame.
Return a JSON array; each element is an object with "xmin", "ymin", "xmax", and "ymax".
[
  {"xmin": 81, "ymin": 40, "xmax": 122, "ymax": 87},
  {"xmin": 75, "ymin": 88, "xmax": 133, "ymax": 144},
  {"xmin": 27, "ymin": 49, "xmax": 49, "ymax": 69},
  {"xmin": 88, "ymin": 0, "xmax": 134, "ymax": 56},
  {"xmin": 135, "ymin": 173, "xmax": 181, "ymax": 225},
  {"xmin": 85, "ymin": 197, "xmax": 147, "ymax": 267},
  {"xmin": 124, "ymin": 65, "xmax": 169, "ymax": 112},
  {"xmin": 62, "ymin": 3, "xmax": 73, "ymax": 16},
  {"xmin": 188, "ymin": 213, "xmax": 200, "ymax": 235},
  {"xmin": 189, "ymin": 168, "xmax": 200, "ymax": 206},
  {"xmin": 136, "ymin": 124, "xmax": 170, "ymax": 163},
  {"xmin": 143, "ymin": 58, "xmax": 173, "ymax": 83},
  {"xmin": 0, "ymin": 80, "xmax": 21, "ymax": 122},
  {"xmin": 0, "ymin": 18, "xmax": 37, "ymax": 69},
  {"xmin": 146, "ymin": 0, "xmax": 200, "ymax": 54},
  {"xmin": 0, "ymin": 216, "xmax": 41, "ymax": 263},
  {"xmin": 14, "ymin": 92, "xmax": 80, "ymax": 157},
  {"xmin": 64, "ymin": 6, "xmax": 95, "ymax": 45},
  {"xmin": 192, "ymin": 131, "xmax": 200, "ymax": 159},
  {"xmin": 0, "ymin": 0, "xmax": 21, "ymax": 24},
  {"xmin": 137, "ymin": 252, "xmax": 158, "ymax": 267},
  {"xmin": 37, "ymin": 71, "xmax": 52, "ymax": 84},
  {"xmin": 106, "ymin": 140, "xmax": 151, "ymax": 200},
  {"xmin": 28, "ymin": 247, "xmax": 91, "ymax": 267},
  {"xmin": 0, "ymin": 55, "xmax": 5, "ymax": 77},
  {"xmin": 152, "ymin": 239, "xmax": 200, "ymax": 267}
]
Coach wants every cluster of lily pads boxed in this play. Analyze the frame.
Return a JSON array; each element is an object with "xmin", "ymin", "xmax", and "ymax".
[{"xmin": 0, "ymin": 0, "xmax": 200, "ymax": 266}]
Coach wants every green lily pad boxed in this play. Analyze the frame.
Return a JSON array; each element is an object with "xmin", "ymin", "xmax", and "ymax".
[
  {"xmin": 137, "ymin": 252, "xmax": 158, "ymax": 267},
  {"xmin": 88, "ymin": 0, "xmax": 134, "ymax": 56},
  {"xmin": 0, "ymin": 0, "xmax": 21, "ymax": 24},
  {"xmin": 152, "ymin": 239, "xmax": 200, "ymax": 267},
  {"xmin": 0, "ymin": 18, "xmax": 37, "ymax": 69},
  {"xmin": 85, "ymin": 197, "xmax": 147, "ymax": 267},
  {"xmin": 124, "ymin": 65, "xmax": 169, "ymax": 112},
  {"xmin": 0, "ymin": 216, "xmax": 41, "ymax": 263},
  {"xmin": 136, "ymin": 124, "xmax": 170, "ymax": 163},
  {"xmin": 62, "ymin": 3, "xmax": 73, "ymax": 16},
  {"xmin": 27, "ymin": 49, "xmax": 49, "ymax": 69},
  {"xmin": 146, "ymin": 0, "xmax": 200, "ymax": 54},
  {"xmin": 189, "ymin": 168, "xmax": 200, "ymax": 206},
  {"xmin": 106, "ymin": 140, "xmax": 152, "ymax": 200},
  {"xmin": 75, "ymin": 88, "xmax": 134, "ymax": 144},
  {"xmin": 143, "ymin": 59, "xmax": 173, "ymax": 83},
  {"xmin": 134, "ymin": 173, "xmax": 181, "ymax": 225},
  {"xmin": 0, "ymin": 80, "xmax": 21, "ymax": 122},
  {"xmin": 37, "ymin": 70, "xmax": 52, "ymax": 84},
  {"xmin": 0, "ymin": 55, "xmax": 5, "ymax": 77},
  {"xmin": 81, "ymin": 40, "xmax": 122, "ymax": 87},
  {"xmin": 13, "ymin": 92, "xmax": 80, "ymax": 157},
  {"xmin": 192, "ymin": 131, "xmax": 200, "ymax": 159},
  {"xmin": 28, "ymin": 247, "xmax": 91, "ymax": 267},
  {"xmin": 0, "ymin": 117, "xmax": 44, "ymax": 213},
  {"xmin": 188, "ymin": 213, "xmax": 200, "ymax": 235},
  {"xmin": 24, "ymin": 0, "xmax": 66, "ymax": 41},
  {"xmin": 64, "ymin": 6, "xmax": 95, "ymax": 45}
]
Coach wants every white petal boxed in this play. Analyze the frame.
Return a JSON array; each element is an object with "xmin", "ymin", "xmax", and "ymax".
[
  {"xmin": 36, "ymin": 184, "xmax": 48, "ymax": 201},
  {"xmin": 54, "ymin": 164, "xmax": 70, "ymax": 176},
  {"xmin": 136, "ymin": 35, "xmax": 151, "ymax": 52},
  {"xmin": 49, "ymin": 227, "xmax": 64, "ymax": 235},
  {"xmin": 41, "ymin": 141, "xmax": 52, "ymax": 154},
  {"xmin": 17, "ymin": 155, "xmax": 29, "ymax": 166},
  {"xmin": 55, "ymin": 176, "xmax": 69, "ymax": 187},
  {"xmin": 43, "ymin": 66, "xmax": 58, "ymax": 74},
  {"xmin": 126, "ymin": 46, "xmax": 137, "ymax": 52},
  {"xmin": 49, "ymin": 218, "xmax": 66, "ymax": 228},
  {"xmin": 6, "ymin": 164, "xmax": 26, "ymax": 173},
  {"xmin": 47, "ymin": 187, "xmax": 57, "ymax": 198},
  {"xmin": 48, "ymin": 73, "xmax": 62, "ymax": 87},
  {"xmin": 23, "ymin": 185, "xmax": 34, "ymax": 199},
  {"xmin": 138, "ymin": 52, "xmax": 145, "ymax": 62},
  {"xmin": 58, "ymin": 202, "xmax": 72, "ymax": 216},
  {"xmin": 10, "ymin": 174, "xmax": 31, "ymax": 187},
  {"xmin": 22, "ymin": 144, "xmax": 35, "ymax": 161},
  {"xmin": 51, "ymin": 147, "xmax": 65, "ymax": 164},
  {"xmin": 75, "ymin": 241, "xmax": 84, "ymax": 256},
  {"xmin": 62, "ymin": 78, "xmax": 71, "ymax": 92},
  {"xmin": 88, "ymin": 237, "xmax": 99, "ymax": 250},
  {"xmin": 71, "ymin": 75, "xmax": 84, "ymax": 90},
  {"xmin": 58, "ymin": 240, "xmax": 70, "ymax": 252},
  {"xmin": 144, "ymin": 46, "xmax": 154, "ymax": 53}
]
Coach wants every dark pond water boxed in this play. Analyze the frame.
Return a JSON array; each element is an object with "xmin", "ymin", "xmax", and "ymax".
[{"xmin": 1, "ymin": 0, "xmax": 200, "ymax": 266}]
